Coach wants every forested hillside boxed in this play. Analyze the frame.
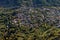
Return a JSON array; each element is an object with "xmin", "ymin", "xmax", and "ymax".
[
  {"xmin": 0, "ymin": 0, "xmax": 60, "ymax": 8},
  {"xmin": 0, "ymin": 0, "xmax": 60, "ymax": 40},
  {"xmin": 33, "ymin": 0, "xmax": 60, "ymax": 6}
]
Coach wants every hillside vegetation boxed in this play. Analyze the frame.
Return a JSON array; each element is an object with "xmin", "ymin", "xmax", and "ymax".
[
  {"xmin": 0, "ymin": 7, "xmax": 60, "ymax": 40},
  {"xmin": 0, "ymin": 0, "xmax": 60, "ymax": 40}
]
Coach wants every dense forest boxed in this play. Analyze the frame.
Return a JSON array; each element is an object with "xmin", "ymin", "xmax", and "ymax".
[
  {"xmin": 33, "ymin": 0, "xmax": 60, "ymax": 6},
  {"xmin": 0, "ymin": 7, "xmax": 60, "ymax": 40},
  {"xmin": 0, "ymin": 0, "xmax": 60, "ymax": 40},
  {"xmin": 0, "ymin": 0, "xmax": 60, "ymax": 7}
]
